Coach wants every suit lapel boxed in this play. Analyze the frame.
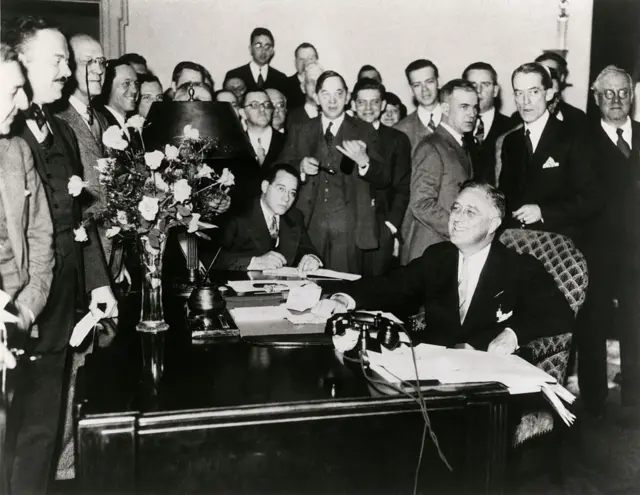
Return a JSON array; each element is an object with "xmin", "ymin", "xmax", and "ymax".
[
  {"xmin": 16, "ymin": 118, "xmax": 50, "ymax": 186},
  {"xmin": 530, "ymin": 116, "xmax": 559, "ymax": 170},
  {"xmin": 436, "ymin": 125, "xmax": 472, "ymax": 176},
  {"xmin": 45, "ymin": 111, "xmax": 76, "ymax": 178},
  {"xmin": 278, "ymin": 214, "xmax": 300, "ymax": 265},
  {"xmin": 247, "ymin": 200, "xmax": 273, "ymax": 251},
  {"xmin": 462, "ymin": 243, "xmax": 504, "ymax": 331},
  {"xmin": 64, "ymin": 105, "xmax": 103, "ymax": 158}
]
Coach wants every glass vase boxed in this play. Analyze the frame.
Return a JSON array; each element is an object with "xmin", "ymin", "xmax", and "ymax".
[{"xmin": 137, "ymin": 234, "xmax": 170, "ymax": 333}]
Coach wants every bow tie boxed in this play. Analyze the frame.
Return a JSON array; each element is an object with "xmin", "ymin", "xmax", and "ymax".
[{"xmin": 25, "ymin": 104, "xmax": 47, "ymax": 129}]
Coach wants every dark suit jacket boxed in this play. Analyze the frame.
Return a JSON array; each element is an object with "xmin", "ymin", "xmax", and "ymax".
[
  {"xmin": 374, "ymin": 125, "xmax": 411, "ymax": 229},
  {"xmin": 277, "ymin": 114, "xmax": 390, "ymax": 250},
  {"xmin": 224, "ymin": 63, "xmax": 289, "ymax": 94},
  {"xmin": 286, "ymin": 105, "xmax": 315, "ymax": 134},
  {"xmin": 13, "ymin": 109, "xmax": 110, "ymax": 296},
  {"xmin": 401, "ymin": 125, "xmax": 472, "ymax": 263},
  {"xmin": 583, "ymin": 120, "xmax": 640, "ymax": 268},
  {"xmin": 214, "ymin": 200, "xmax": 320, "ymax": 270},
  {"xmin": 393, "ymin": 111, "xmax": 433, "ymax": 154},
  {"xmin": 497, "ymin": 114, "xmax": 601, "ymax": 239},
  {"xmin": 342, "ymin": 240, "xmax": 573, "ymax": 350},
  {"xmin": 284, "ymin": 73, "xmax": 305, "ymax": 109},
  {"xmin": 101, "ymin": 106, "xmax": 143, "ymax": 154},
  {"xmin": 467, "ymin": 111, "xmax": 514, "ymax": 185}
]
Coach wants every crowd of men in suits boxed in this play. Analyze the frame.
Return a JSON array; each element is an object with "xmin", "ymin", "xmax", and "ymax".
[{"xmin": 0, "ymin": 17, "xmax": 638, "ymax": 494}]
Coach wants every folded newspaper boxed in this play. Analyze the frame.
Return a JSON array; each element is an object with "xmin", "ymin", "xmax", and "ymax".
[{"xmin": 366, "ymin": 344, "xmax": 576, "ymax": 426}]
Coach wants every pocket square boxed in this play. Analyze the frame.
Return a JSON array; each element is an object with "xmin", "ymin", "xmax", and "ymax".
[{"xmin": 542, "ymin": 157, "xmax": 560, "ymax": 169}]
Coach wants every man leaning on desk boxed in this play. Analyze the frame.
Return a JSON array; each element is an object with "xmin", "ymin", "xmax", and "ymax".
[
  {"xmin": 324, "ymin": 181, "xmax": 574, "ymax": 354},
  {"xmin": 214, "ymin": 163, "xmax": 323, "ymax": 273}
]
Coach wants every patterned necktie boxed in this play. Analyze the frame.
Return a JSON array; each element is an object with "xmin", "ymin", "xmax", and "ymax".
[
  {"xmin": 427, "ymin": 113, "xmax": 437, "ymax": 132},
  {"xmin": 257, "ymin": 71, "xmax": 265, "ymax": 88},
  {"xmin": 256, "ymin": 137, "xmax": 266, "ymax": 165},
  {"xmin": 458, "ymin": 257, "xmax": 470, "ymax": 323},
  {"xmin": 524, "ymin": 129, "xmax": 533, "ymax": 159},
  {"xmin": 324, "ymin": 122, "xmax": 334, "ymax": 147},
  {"xmin": 269, "ymin": 215, "xmax": 279, "ymax": 247},
  {"xmin": 475, "ymin": 115, "xmax": 485, "ymax": 144},
  {"xmin": 616, "ymin": 128, "xmax": 631, "ymax": 159}
]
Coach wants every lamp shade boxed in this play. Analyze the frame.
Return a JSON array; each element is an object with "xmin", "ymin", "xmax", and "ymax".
[{"xmin": 143, "ymin": 101, "xmax": 255, "ymax": 160}]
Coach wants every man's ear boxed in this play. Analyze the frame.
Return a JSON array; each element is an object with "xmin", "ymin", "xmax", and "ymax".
[
  {"xmin": 380, "ymin": 100, "xmax": 387, "ymax": 113},
  {"xmin": 488, "ymin": 216, "xmax": 502, "ymax": 236},
  {"xmin": 260, "ymin": 180, "xmax": 269, "ymax": 195},
  {"xmin": 492, "ymin": 83, "xmax": 500, "ymax": 99},
  {"xmin": 441, "ymin": 101, "xmax": 450, "ymax": 118},
  {"xmin": 544, "ymin": 88, "xmax": 555, "ymax": 103},
  {"xmin": 591, "ymin": 90, "xmax": 599, "ymax": 107}
]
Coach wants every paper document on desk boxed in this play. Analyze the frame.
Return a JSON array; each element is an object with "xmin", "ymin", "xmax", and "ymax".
[
  {"xmin": 226, "ymin": 279, "xmax": 310, "ymax": 294},
  {"xmin": 262, "ymin": 267, "xmax": 361, "ymax": 281},
  {"xmin": 367, "ymin": 345, "xmax": 576, "ymax": 426}
]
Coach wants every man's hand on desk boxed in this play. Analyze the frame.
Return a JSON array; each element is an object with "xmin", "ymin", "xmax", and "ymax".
[
  {"xmin": 311, "ymin": 296, "xmax": 349, "ymax": 317},
  {"xmin": 247, "ymin": 251, "xmax": 287, "ymax": 271},
  {"xmin": 297, "ymin": 254, "xmax": 322, "ymax": 274},
  {"xmin": 487, "ymin": 328, "xmax": 518, "ymax": 355}
]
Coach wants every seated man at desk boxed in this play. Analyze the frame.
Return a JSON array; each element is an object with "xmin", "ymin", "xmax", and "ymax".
[
  {"xmin": 325, "ymin": 181, "xmax": 573, "ymax": 353},
  {"xmin": 214, "ymin": 163, "xmax": 322, "ymax": 272}
]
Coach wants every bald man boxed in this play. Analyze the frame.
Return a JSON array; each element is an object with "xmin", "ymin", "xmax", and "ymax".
[{"xmin": 265, "ymin": 87, "xmax": 287, "ymax": 133}]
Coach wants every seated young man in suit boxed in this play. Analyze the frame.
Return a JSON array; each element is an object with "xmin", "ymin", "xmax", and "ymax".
[
  {"xmin": 214, "ymin": 163, "xmax": 322, "ymax": 272},
  {"xmin": 323, "ymin": 181, "xmax": 573, "ymax": 354}
]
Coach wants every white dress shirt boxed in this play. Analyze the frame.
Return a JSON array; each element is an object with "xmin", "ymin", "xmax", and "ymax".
[
  {"xmin": 104, "ymin": 106, "xmax": 130, "ymax": 139},
  {"xmin": 601, "ymin": 117, "xmax": 632, "ymax": 149},
  {"xmin": 248, "ymin": 126, "xmax": 273, "ymax": 159},
  {"xmin": 524, "ymin": 110, "xmax": 550, "ymax": 153},
  {"xmin": 249, "ymin": 61, "xmax": 269, "ymax": 84},
  {"xmin": 440, "ymin": 122, "xmax": 465, "ymax": 147},
  {"xmin": 69, "ymin": 95, "xmax": 93, "ymax": 129},
  {"xmin": 457, "ymin": 244, "xmax": 492, "ymax": 310},
  {"xmin": 417, "ymin": 104, "xmax": 442, "ymax": 130},
  {"xmin": 476, "ymin": 106, "xmax": 496, "ymax": 136}
]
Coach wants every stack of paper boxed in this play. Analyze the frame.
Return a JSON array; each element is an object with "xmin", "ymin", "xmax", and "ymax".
[
  {"xmin": 262, "ymin": 267, "xmax": 361, "ymax": 281},
  {"xmin": 366, "ymin": 344, "xmax": 576, "ymax": 426}
]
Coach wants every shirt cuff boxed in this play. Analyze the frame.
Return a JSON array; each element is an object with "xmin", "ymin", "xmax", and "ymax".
[
  {"xmin": 247, "ymin": 257, "xmax": 259, "ymax": 271},
  {"xmin": 330, "ymin": 293, "xmax": 356, "ymax": 311},
  {"xmin": 384, "ymin": 221, "xmax": 397, "ymax": 234},
  {"xmin": 504, "ymin": 327, "xmax": 519, "ymax": 349},
  {"xmin": 357, "ymin": 161, "xmax": 370, "ymax": 176},
  {"xmin": 306, "ymin": 254, "xmax": 323, "ymax": 267}
]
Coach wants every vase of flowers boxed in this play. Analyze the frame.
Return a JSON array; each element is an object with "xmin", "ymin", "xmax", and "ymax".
[{"xmin": 70, "ymin": 119, "xmax": 233, "ymax": 333}]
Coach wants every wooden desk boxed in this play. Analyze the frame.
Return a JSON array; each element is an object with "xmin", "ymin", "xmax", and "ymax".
[{"xmin": 75, "ymin": 298, "xmax": 517, "ymax": 494}]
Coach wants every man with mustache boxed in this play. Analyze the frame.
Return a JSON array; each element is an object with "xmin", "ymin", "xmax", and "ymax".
[
  {"xmin": 400, "ymin": 79, "xmax": 477, "ymax": 264},
  {"xmin": 3, "ymin": 17, "xmax": 117, "ymax": 494}
]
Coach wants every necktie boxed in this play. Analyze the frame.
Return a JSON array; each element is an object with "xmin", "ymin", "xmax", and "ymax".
[
  {"xmin": 256, "ymin": 137, "xmax": 266, "ymax": 165},
  {"xmin": 458, "ymin": 257, "xmax": 470, "ymax": 323},
  {"xmin": 257, "ymin": 71, "xmax": 265, "ymax": 88},
  {"xmin": 475, "ymin": 115, "xmax": 485, "ymax": 144},
  {"xmin": 87, "ymin": 108, "xmax": 103, "ymax": 143},
  {"xmin": 269, "ymin": 215, "xmax": 279, "ymax": 248},
  {"xmin": 616, "ymin": 128, "xmax": 631, "ymax": 159},
  {"xmin": 26, "ymin": 104, "xmax": 47, "ymax": 131},
  {"xmin": 324, "ymin": 122, "xmax": 334, "ymax": 147},
  {"xmin": 427, "ymin": 114, "xmax": 437, "ymax": 132},
  {"xmin": 524, "ymin": 129, "xmax": 533, "ymax": 159}
]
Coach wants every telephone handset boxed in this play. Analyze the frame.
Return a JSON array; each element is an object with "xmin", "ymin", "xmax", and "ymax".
[{"xmin": 325, "ymin": 311, "xmax": 403, "ymax": 351}]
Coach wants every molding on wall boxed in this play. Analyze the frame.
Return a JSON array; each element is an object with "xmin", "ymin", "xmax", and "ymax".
[{"xmin": 100, "ymin": 0, "xmax": 129, "ymax": 58}]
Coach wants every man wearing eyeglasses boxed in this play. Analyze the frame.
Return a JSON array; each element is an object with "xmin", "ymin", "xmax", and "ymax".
[
  {"xmin": 242, "ymin": 90, "xmax": 286, "ymax": 168},
  {"xmin": 578, "ymin": 65, "xmax": 640, "ymax": 424},
  {"xmin": 2, "ymin": 17, "xmax": 117, "ymax": 494},
  {"xmin": 265, "ymin": 87, "xmax": 288, "ymax": 134},
  {"xmin": 224, "ymin": 27, "xmax": 289, "ymax": 96},
  {"xmin": 497, "ymin": 62, "xmax": 600, "ymax": 239}
]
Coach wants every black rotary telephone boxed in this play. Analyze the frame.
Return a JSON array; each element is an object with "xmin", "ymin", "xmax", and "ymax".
[{"xmin": 325, "ymin": 311, "xmax": 405, "ymax": 351}]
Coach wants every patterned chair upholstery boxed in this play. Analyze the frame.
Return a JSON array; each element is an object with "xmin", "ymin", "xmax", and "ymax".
[{"xmin": 499, "ymin": 228, "xmax": 588, "ymax": 446}]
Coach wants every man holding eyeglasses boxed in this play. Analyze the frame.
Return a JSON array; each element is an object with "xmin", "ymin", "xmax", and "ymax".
[
  {"xmin": 241, "ymin": 90, "xmax": 286, "ymax": 168},
  {"xmin": 224, "ymin": 27, "xmax": 289, "ymax": 96},
  {"xmin": 578, "ymin": 65, "xmax": 640, "ymax": 423},
  {"xmin": 3, "ymin": 17, "xmax": 117, "ymax": 494},
  {"xmin": 497, "ymin": 62, "xmax": 600, "ymax": 239}
]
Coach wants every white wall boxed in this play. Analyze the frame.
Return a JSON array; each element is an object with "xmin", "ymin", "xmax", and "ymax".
[{"xmin": 125, "ymin": 0, "xmax": 593, "ymax": 115}]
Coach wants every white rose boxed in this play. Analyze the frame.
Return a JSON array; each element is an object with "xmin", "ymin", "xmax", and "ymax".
[
  {"xmin": 173, "ymin": 179, "xmax": 192, "ymax": 203},
  {"xmin": 183, "ymin": 124, "xmax": 200, "ymax": 140},
  {"xmin": 95, "ymin": 158, "xmax": 115, "ymax": 174},
  {"xmin": 102, "ymin": 125, "xmax": 128, "ymax": 150},
  {"xmin": 125, "ymin": 114, "xmax": 145, "ymax": 131},
  {"xmin": 216, "ymin": 168, "xmax": 235, "ymax": 187},
  {"xmin": 164, "ymin": 144, "xmax": 179, "ymax": 161},
  {"xmin": 138, "ymin": 196, "xmax": 160, "ymax": 222},
  {"xmin": 105, "ymin": 226, "xmax": 121, "ymax": 238},
  {"xmin": 144, "ymin": 150, "xmax": 164, "ymax": 170},
  {"xmin": 187, "ymin": 213, "xmax": 201, "ymax": 233},
  {"xmin": 73, "ymin": 226, "xmax": 88, "ymax": 243},
  {"xmin": 150, "ymin": 277, "xmax": 162, "ymax": 289},
  {"xmin": 196, "ymin": 164, "xmax": 213, "ymax": 179},
  {"xmin": 116, "ymin": 210, "xmax": 128, "ymax": 225},
  {"xmin": 67, "ymin": 175, "xmax": 86, "ymax": 197},
  {"xmin": 153, "ymin": 174, "xmax": 170, "ymax": 192}
]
